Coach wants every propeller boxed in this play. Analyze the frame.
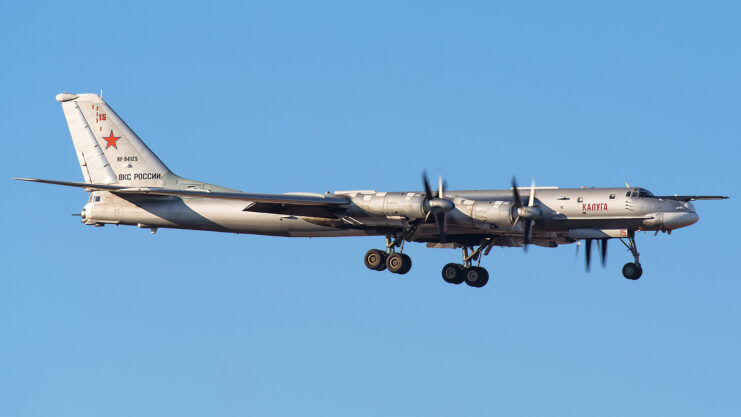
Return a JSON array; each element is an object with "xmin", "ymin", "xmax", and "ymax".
[
  {"xmin": 511, "ymin": 177, "xmax": 540, "ymax": 251},
  {"xmin": 584, "ymin": 237, "xmax": 608, "ymax": 271},
  {"xmin": 422, "ymin": 171, "xmax": 455, "ymax": 243},
  {"xmin": 601, "ymin": 238, "xmax": 608, "ymax": 267}
]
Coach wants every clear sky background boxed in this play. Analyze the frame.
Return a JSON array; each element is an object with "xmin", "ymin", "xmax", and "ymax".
[{"xmin": 1, "ymin": 1, "xmax": 739, "ymax": 416}]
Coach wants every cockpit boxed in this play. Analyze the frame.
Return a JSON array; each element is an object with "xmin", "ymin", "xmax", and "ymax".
[{"xmin": 626, "ymin": 188, "xmax": 654, "ymax": 198}]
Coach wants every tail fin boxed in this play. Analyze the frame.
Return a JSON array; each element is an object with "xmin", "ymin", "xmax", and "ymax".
[{"xmin": 56, "ymin": 92, "xmax": 171, "ymax": 186}]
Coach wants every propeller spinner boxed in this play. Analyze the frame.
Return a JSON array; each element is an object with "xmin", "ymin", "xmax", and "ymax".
[
  {"xmin": 422, "ymin": 171, "xmax": 454, "ymax": 243},
  {"xmin": 511, "ymin": 177, "xmax": 541, "ymax": 251}
]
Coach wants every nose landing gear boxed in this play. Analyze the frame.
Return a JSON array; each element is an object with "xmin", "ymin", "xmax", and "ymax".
[
  {"xmin": 619, "ymin": 231, "xmax": 643, "ymax": 280},
  {"xmin": 622, "ymin": 262, "xmax": 643, "ymax": 280}
]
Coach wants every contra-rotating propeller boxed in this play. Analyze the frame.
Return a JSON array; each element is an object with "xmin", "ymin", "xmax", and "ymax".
[
  {"xmin": 583, "ymin": 238, "xmax": 608, "ymax": 271},
  {"xmin": 511, "ymin": 177, "xmax": 541, "ymax": 251},
  {"xmin": 422, "ymin": 171, "xmax": 455, "ymax": 243}
]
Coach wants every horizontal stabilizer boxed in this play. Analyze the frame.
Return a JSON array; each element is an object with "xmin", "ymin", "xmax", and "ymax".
[{"xmin": 14, "ymin": 178, "xmax": 350, "ymax": 206}]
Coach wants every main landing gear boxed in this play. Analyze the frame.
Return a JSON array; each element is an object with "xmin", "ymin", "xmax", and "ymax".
[
  {"xmin": 619, "ymin": 231, "xmax": 643, "ymax": 280},
  {"xmin": 363, "ymin": 235, "xmax": 491, "ymax": 288},
  {"xmin": 364, "ymin": 249, "xmax": 412, "ymax": 274},
  {"xmin": 440, "ymin": 245, "xmax": 490, "ymax": 288},
  {"xmin": 364, "ymin": 235, "xmax": 412, "ymax": 275}
]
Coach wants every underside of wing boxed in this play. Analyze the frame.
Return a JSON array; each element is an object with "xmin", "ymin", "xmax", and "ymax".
[{"xmin": 243, "ymin": 202, "xmax": 344, "ymax": 218}]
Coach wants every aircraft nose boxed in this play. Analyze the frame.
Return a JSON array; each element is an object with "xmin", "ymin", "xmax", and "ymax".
[{"xmin": 663, "ymin": 211, "xmax": 699, "ymax": 229}]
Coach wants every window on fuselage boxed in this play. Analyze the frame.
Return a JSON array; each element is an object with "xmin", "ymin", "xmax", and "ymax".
[{"xmin": 637, "ymin": 188, "xmax": 654, "ymax": 198}]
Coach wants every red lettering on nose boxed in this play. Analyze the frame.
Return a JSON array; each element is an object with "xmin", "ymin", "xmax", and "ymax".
[{"xmin": 582, "ymin": 204, "xmax": 586, "ymax": 211}]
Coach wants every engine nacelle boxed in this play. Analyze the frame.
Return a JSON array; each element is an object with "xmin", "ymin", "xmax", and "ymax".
[
  {"xmin": 349, "ymin": 192, "xmax": 428, "ymax": 219},
  {"xmin": 470, "ymin": 200, "xmax": 516, "ymax": 227}
]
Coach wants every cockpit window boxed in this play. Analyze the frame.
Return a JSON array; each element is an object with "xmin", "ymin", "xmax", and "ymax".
[{"xmin": 637, "ymin": 188, "xmax": 654, "ymax": 198}]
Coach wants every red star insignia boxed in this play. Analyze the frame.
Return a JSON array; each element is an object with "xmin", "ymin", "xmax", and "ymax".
[{"xmin": 102, "ymin": 130, "xmax": 120, "ymax": 149}]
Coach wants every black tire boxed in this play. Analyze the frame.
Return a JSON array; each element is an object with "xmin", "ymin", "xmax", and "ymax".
[
  {"xmin": 364, "ymin": 249, "xmax": 387, "ymax": 271},
  {"xmin": 464, "ymin": 267, "xmax": 489, "ymax": 288},
  {"xmin": 477, "ymin": 268, "xmax": 490, "ymax": 287},
  {"xmin": 387, "ymin": 253, "xmax": 406, "ymax": 274},
  {"xmin": 622, "ymin": 262, "xmax": 643, "ymax": 280},
  {"xmin": 442, "ymin": 263, "xmax": 464, "ymax": 284},
  {"xmin": 398, "ymin": 253, "xmax": 412, "ymax": 274}
]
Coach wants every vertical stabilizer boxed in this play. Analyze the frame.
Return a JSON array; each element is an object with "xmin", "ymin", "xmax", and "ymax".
[{"xmin": 57, "ymin": 92, "xmax": 171, "ymax": 186}]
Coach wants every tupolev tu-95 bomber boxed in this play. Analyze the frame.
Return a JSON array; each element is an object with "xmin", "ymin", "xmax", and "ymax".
[{"xmin": 17, "ymin": 92, "xmax": 729, "ymax": 288}]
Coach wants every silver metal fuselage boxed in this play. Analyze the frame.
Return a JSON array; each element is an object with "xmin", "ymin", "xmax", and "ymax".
[{"xmin": 81, "ymin": 186, "xmax": 699, "ymax": 246}]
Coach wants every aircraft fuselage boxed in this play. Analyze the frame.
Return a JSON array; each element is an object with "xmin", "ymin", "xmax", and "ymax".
[{"xmin": 80, "ymin": 186, "xmax": 699, "ymax": 247}]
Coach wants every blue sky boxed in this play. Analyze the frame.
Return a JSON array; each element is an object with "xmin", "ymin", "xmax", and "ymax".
[{"xmin": 1, "ymin": 1, "xmax": 739, "ymax": 416}]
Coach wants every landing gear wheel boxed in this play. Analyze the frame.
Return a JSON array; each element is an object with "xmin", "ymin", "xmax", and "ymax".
[
  {"xmin": 622, "ymin": 262, "xmax": 643, "ymax": 280},
  {"xmin": 464, "ymin": 267, "xmax": 489, "ymax": 288},
  {"xmin": 398, "ymin": 254, "xmax": 412, "ymax": 274},
  {"xmin": 387, "ymin": 252, "xmax": 412, "ymax": 274},
  {"xmin": 364, "ymin": 249, "xmax": 387, "ymax": 271},
  {"xmin": 442, "ymin": 263, "xmax": 464, "ymax": 284}
]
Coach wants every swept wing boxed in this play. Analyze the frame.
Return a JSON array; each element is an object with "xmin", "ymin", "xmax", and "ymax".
[{"xmin": 14, "ymin": 178, "xmax": 350, "ymax": 206}]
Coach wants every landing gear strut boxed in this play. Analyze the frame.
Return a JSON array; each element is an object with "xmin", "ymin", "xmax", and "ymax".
[
  {"xmin": 363, "ymin": 234, "xmax": 412, "ymax": 275},
  {"xmin": 364, "ymin": 235, "xmax": 492, "ymax": 288},
  {"xmin": 440, "ymin": 243, "xmax": 492, "ymax": 288},
  {"xmin": 619, "ymin": 231, "xmax": 643, "ymax": 280}
]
